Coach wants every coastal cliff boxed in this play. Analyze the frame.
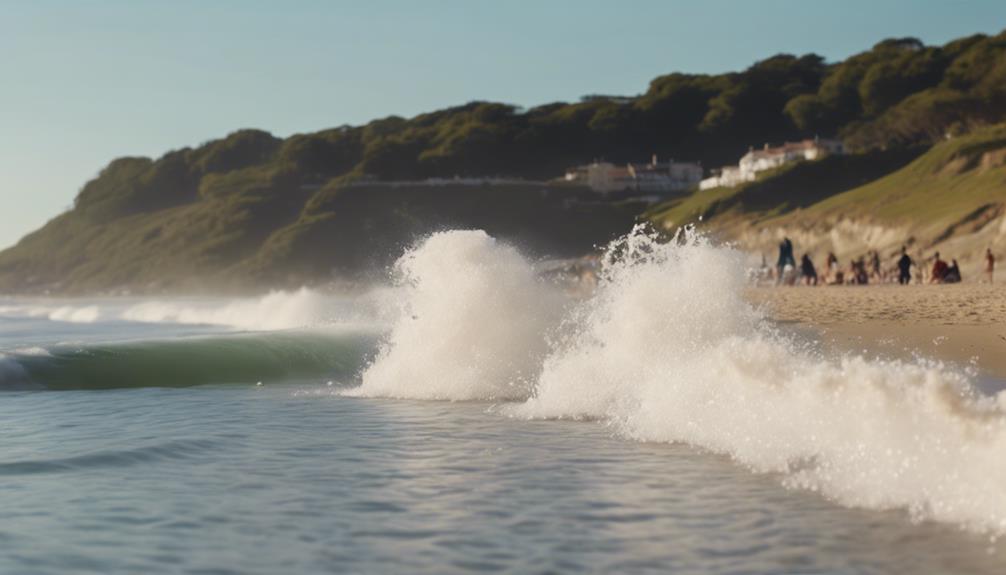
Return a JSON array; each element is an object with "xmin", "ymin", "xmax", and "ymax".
[
  {"xmin": 1, "ymin": 30, "xmax": 1004, "ymax": 294},
  {"xmin": 648, "ymin": 124, "xmax": 1006, "ymax": 273}
]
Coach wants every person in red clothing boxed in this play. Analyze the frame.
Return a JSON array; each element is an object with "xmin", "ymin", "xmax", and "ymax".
[
  {"xmin": 987, "ymin": 248, "xmax": 996, "ymax": 284},
  {"xmin": 930, "ymin": 252, "xmax": 949, "ymax": 283}
]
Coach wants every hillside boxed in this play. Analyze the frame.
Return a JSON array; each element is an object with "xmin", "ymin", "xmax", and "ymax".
[
  {"xmin": 648, "ymin": 124, "xmax": 1006, "ymax": 272},
  {"xmin": 645, "ymin": 148, "xmax": 925, "ymax": 227},
  {"xmin": 0, "ymin": 182, "xmax": 643, "ymax": 294},
  {"xmin": 1, "ymin": 29, "xmax": 1005, "ymax": 294}
]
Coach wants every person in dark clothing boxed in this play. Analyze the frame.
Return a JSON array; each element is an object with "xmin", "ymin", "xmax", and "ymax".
[
  {"xmin": 800, "ymin": 253, "xmax": 818, "ymax": 286},
  {"xmin": 897, "ymin": 246, "xmax": 913, "ymax": 285},
  {"xmin": 852, "ymin": 256, "xmax": 869, "ymax": 285},
  {"xmin": 944, "ymin": 259, "xmax": 962, "ymax": 283},
  {"xmin": 776, "ymin": 237, "xmax": 795, "ymax": 285}
]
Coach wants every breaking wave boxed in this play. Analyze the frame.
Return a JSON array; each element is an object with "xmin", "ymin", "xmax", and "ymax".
[
  {"xmin": 0, "ymin": 329, "xmax": 376, "ymax": 390},
  {"xmin": 353, "ymin": 227, "xmax": 1006, "ymax": 535},
  {"xmin": 350, "ymin": 230, "xmax": 566, "ymax": 401}
]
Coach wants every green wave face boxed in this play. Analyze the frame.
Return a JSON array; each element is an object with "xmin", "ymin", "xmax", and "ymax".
[{"xmin": 3, "ymin": 330, "xmax": 379, "ymax": 390}]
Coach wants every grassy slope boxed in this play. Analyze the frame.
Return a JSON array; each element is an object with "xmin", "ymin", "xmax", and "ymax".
[
  {"xmin": 239, "ymin": 183, "xmax": 647, "ymax": 287},
  {"xmin": 0, "ymin": 183, "xmax": 643, "ymax": 294},
  {"xmin": 787, "ymin": 124, "xmax": 1006, "ymax": 232},
  {"xmin": 646, "ymin": 148, "xmax": 923, "ymax": 230},
  {"xmin": 647, "ymin": 125, "xmax": 1006, "ymax": 263},
  {"xmin": 755, "ymin": 123, "xmax": 1006, "ymax": 271}
]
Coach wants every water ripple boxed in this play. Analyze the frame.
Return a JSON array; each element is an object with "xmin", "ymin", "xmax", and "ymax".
[
  {"xmin": 0, "ymin": 439, "xmax": 219, "ymax": 475},
  {"xmin": 0, "ymin": 387, "xmax": 1004, "ymax": 574}
]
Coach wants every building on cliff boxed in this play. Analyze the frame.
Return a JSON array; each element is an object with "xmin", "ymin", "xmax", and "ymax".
[
  {"xmin": 700, "ymin": 137, "xmax": 844, "ymax": 190},
  {"xmin": 565, "ymin": 155, "xmax": 703, "ymax": 195}
]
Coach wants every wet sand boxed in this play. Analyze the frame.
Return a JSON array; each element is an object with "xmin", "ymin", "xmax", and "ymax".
[{"xmin": 748, "ymin": 284, "xmax": 1006, "ymax": 380}]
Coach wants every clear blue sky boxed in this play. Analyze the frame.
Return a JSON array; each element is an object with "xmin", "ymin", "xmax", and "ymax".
[{"xmin": 1, "ymin": 0, "xmax": 1004, "ymax": 249}]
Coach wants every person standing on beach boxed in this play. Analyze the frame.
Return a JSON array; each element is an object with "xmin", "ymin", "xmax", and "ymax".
[
  {"xmin": 945, "ymin": 259, "xmax": 962, "ymax": 283},
  {"xmin": 987, "ymin": 248, "xmax": 996, "ymax": 284},
  {"xmin": 870, "ymin": 250, "xmax": 882, "ymax": 282},
  {"xmin": 897, "ymin": 247, "xmax": 913, "ymax": 285},
  {"xmin": 823, "ymin": 252, "xmax": 843, "ymax": 284},
  {"xmin": 852, "ymin": 256, "xmax": 869, "ymax": 285},
  {"xmin": 776, "ymin": 237, "xmax": 795, "ymax": 285},
  {"xmin": 930, "ymin": 252, "xmax": 949, "ymax": 283},
  {"xmin": 800, "ymin": 253, "xmax": 818, "ymax": 286}
]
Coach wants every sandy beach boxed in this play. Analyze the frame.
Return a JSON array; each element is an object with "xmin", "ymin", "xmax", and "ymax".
[{"xmin": 749, "ymin": 283, "xmax": 1006, "ymax": 380}]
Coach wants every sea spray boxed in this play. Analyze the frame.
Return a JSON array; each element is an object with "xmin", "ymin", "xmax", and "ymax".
[
  {"xmin": 350, "ymin": 230, "xmax": 566, "ymax": 401},
  {"xmin": 355, "ymin": 226, "xmax": 1006, "ymax": 534},
  {"xmin": 514, "ymin": 225, "xmax": 1006, "ymax": 534},
  {"xmin": 517, "ymin": 225, "xmax": 762, "ymax": 418}
]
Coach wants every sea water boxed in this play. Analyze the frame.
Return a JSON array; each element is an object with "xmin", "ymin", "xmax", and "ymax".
[{"xmin": 2, "ymin": 229, "xmax": 1006, "ymax": 574}]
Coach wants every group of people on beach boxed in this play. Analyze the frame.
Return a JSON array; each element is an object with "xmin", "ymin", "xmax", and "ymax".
[{"xmin": 766, "ymin": 237, "xmax": 996, "ymax": 286}]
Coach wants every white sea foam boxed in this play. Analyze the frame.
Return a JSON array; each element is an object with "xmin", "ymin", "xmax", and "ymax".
[
  {"xmin": 119, "ymin": 288, "xmax": 333, "ymax": 330},
  {"xmin": 358, "ymin": 227, "xmax": 1006, "ymax": 534},
  {"xmin": 350, "ymin": 230, "xmax": 566, "ymax": 401},
  {"xmin": 0, "ymin": 304, "xmax": 103, "ymax": 323},
  {"xmin": 47, "ymin": 305, "xmax": 101, "ymax": 323},
  {"xmin": 0, "ymin": 289, "xmax": 340, "ymax": 330}
]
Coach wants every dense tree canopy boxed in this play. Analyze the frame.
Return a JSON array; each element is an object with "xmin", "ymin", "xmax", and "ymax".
[{"xmin": 61, "ymin": 28, "xmax": 1006, "ymax": 220}]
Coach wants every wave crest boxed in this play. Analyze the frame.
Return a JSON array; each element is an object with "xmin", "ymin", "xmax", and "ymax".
[{"xmin": 350, "ymin": 230, "xmax": 566, "ymax": 401}]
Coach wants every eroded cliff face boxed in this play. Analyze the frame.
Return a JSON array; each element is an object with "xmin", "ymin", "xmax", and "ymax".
[{"xmin": 733, "ymin": 213, "xmax": 1004, "ymax": 275}]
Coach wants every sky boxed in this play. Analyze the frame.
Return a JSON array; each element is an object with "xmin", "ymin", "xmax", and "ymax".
[{"xmin": 1, "ymin": 0, "xmax": 1004, "ymax": 249}]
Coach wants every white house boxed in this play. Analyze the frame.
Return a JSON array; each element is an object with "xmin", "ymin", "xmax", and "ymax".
[
  {"xmin": 700, "ymin": 137, "xmax": 843, "ymax": 190},
  {"xmin": 700, "ymin": 166, "xmax": 749, "ymax": 190}
]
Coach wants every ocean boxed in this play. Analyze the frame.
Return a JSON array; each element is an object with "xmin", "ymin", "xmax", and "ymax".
[{"xmin": 2, "ymin": 229, "xmax": 1006, "ymax": 574}]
